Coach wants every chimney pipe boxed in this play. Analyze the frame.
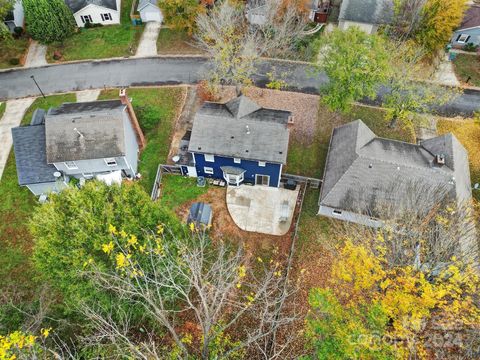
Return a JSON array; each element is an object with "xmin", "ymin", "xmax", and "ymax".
[{"xmin": 119, "ymin": 88, "xmax": 145, "ymax": 150}]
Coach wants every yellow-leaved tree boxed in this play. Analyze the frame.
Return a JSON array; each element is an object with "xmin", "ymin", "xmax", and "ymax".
[
  {"xmin": 416, "ymin": 0, "xmax": 469, "ymax": 53},
  {"xmin": 305, "ymin": 240, "xmax": 480, "ymax": 359}
]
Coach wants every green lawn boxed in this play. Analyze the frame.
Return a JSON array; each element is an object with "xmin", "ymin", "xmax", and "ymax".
[
  {"xmin": 157, "ymin": 28, "xmax": 203, "ymax": 55},
  {"xmin": 453, "ymin": 53, "xmax": 480, "ymax": 87},
  {"xmin": 99, "ymin": 87, "xmax": 185, "ymax": 192},
  {"xmin": 0, "ymin": 94, "xmax": 75, "ymax": 327},
  {"xmin": 0, "ymin": 38, "xmax": 29, "ymax": 69},
  {"xmin": 286, "ymin": 103, "xmax": 416, "ymax": 179},
  {"xmin": 160, "ymin": 175, "xmax": 208, "ymax": 211},
  {"xmin": 47, "ymin": 0, "xmax": 143, "ymax": 62},
  {"xmin": 0, "ymin": 102, "xmax": 6, "ymax": 119}
]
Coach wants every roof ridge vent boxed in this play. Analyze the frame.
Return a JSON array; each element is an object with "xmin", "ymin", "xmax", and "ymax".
[{"xmin": 435, "ymin": 154, "xmax": 445, "ymax": 166}]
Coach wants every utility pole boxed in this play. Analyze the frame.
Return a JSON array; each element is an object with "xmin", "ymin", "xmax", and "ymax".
[{"xmin": 30, "ymin": 75, "xmax": 46, "ymax": 99}]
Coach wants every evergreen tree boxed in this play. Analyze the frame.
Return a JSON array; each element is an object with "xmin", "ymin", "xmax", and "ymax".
[{"xmin": 22, "ymin": 0, "xmax": 75, "ymax": 43}]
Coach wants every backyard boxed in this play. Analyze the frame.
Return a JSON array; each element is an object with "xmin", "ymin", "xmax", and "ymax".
[
  {"xmin": 452, "ymin": 53, "xmax": 480, "ymax": 87},
  {"xmin": 98, "ymin": 86, "xmax": 186, "ymax": 192},
  {"xmin": 0, "ymin": 94, "xmax": 76, "ymax": 325},
  {"xmin": 0, "ymin": 37, "xmax": 29, "ymax": 69},
  {"xmin": 47, "ymin": 0, "xmax": 143, "ymax": 62},
  {"xmin": 157, "ymin": 28, "xmax": 203, "ymax": 55}
]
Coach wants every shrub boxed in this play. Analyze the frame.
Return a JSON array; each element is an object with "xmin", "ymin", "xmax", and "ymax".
[
  {"xmin": 463, "ymin": 42, "xmax": 479, "ymax": 52},
  {"xmin": 9, "ymin": 58, "xmax": 20, "ymax": 65},
  {"xmin": 52, "ymin": 51, "xmax": 62, "ymax": 60},
  {"xmin": 13, "ymin": 26, "xmax": 24, "ymax": 36},
  {"xmin": 23, "ymin": 0, "xmax": 76, "ymax": 43}
]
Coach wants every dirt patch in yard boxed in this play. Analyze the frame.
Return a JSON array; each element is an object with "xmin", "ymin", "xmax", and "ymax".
[
  {"xmin": 218, "ymin": 87, "xmax": 320, "ymax": 145},
  {"xmin": 175, "ymin": 187, "xmax": 294, "ymax": 257}
]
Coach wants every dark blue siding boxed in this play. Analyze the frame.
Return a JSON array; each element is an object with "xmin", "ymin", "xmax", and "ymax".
[{"xmin": 193, "ymin": 153, "xmax": 281, "ymax": 187}]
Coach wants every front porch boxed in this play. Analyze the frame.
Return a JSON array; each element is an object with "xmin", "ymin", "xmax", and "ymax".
[{"xmin": 226, "ymin": 184, "xmax": 299, "ymax": 236}]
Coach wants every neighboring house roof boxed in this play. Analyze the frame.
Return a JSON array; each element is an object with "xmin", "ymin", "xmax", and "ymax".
[
  {"xmin": 339, "ymin": 0, "xmax": 393, "ymax": 25},
  {"xmin": 64, "ymin": 0, "xmax": 118, "ymax": 13},
  {"xmin": 45, "ymin": 100, "xmax": 127, "ymax": 163},
  {"xmin": 319, "ymin": 120, "xmax": 471, "ymax": 217},
  {"xmin": 458, "ymin": 5, "xmax": 480, "ymax": 30},
  {"xmin": 11, "ymin": 125, "xmax": 57, "ymax": 185},
  {"xmin": 138, "ymin": 0, "xmax": 158, "ymax": 10},
  {"xmin": 188, "ymin": 96, "xmax": 291, "ymax": 164}
]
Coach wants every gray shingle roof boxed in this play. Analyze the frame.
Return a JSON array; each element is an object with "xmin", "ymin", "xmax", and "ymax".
[
  {"xmin": 319, "ymin": 120, "xmax": 472, "ymax": 217},
  {"xmin": 188, "ymin": 96, "xmax": 291, "ymax": 164},
  {"xmin": 138, "ymin": 0, "xmax": 157, "ymax": 10},
  {"xmin": 458, "ymin": 5, "xmax": 480, "ymax": 30},
  {"xmin": 45, "ymin": 100, "xmax": 127, "ymax": 163},
  {"xmin": 64, "ymin": 0, "xmax": 118, "ymax": 13},
  {"xmin": 12, "ymin": 125, "xmax": 58, "ymax": 185},
  {"xmin": 339, "ymin": 0, "xmax": 393, "ymax": 25}
]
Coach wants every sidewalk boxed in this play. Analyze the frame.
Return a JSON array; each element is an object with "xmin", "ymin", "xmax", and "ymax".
[
  {"xmin": 135, "ymin": 22, "xmax": 161, "ymax": 57},
  {"xmin": 0, "ymin": 98, "xmax": 36, "ymax": 180},
  {"xmin": 432, "ymin": 54, "xmax": 460, "ymax": 87}
]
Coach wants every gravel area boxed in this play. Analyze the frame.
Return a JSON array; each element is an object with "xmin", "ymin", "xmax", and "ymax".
[{"xmin": 219, "ymin": 87, "xmax": 320, "ymax": 145}]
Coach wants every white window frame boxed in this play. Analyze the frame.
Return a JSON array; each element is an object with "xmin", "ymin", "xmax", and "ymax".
[
  {"xmin": 64, "ymin": 161, "xmax": 78, "ymax": 170},
  {"xmin": 255, "ymin": 174, "xmax": 270, "ymax": 186},
  {"xmin": 332, "ymin": 209, "xmax": 343, "ymax": 216},
  {"xmin": 81, "ymin": 15, "xmax": 93, "ymax": 24},
  {"xmin": 82, "ymin": 172, "xmax": 94, "ymax": 179},
  {"xmin": 105, "ymin": 158, "xmax": 117, "ymax": 167},
  {"xmin": 204, "ymin": 167, "xmax": 214, "ymax": 175},
  {"xmin": 234, "ymin": 158, "xmax": 241, "ymax": 164},
  {"xmin": 457, "ymin": 34, "xmax": 470, "ymax": 44},
  {"xmin": 204, "ymin": 154, "xmax": 215, "ymax": 162},
  {"xmin": 258, "ymin": 161, "xmax": 266, "ymax": 167},
  {"xmin": 101, "ymin": 13, "xmax": 112, "ymax": 21}
]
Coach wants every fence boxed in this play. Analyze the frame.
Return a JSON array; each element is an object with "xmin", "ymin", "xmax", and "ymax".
[
  {"xmin": 151, "ymin": 164, "xmax": 182, "ymax": 200},
  {"xmin": 282, "ymin": 173, "xmax": 322, "ymax": 189}
]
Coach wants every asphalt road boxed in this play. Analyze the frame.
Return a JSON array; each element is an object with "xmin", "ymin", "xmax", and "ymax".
[{"xmin": 0, "ymin": 56, "xmax": 478, "ymax": 117}]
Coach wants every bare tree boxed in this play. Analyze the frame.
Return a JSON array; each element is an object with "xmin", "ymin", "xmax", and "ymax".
[
  {"xmin": 80, "ymin": 231, "xmax": 301, "ymax": 359},
  {"xmin": 195, "ymin": 0, "xmax": 308, "ymax": 95},
  {"xmin": 334, "ymin": 180, "xmax": 479, "ymax": 272},
  {"xmin": 385, "ymin": 0, "xmax": 428, "ymax": 41}
]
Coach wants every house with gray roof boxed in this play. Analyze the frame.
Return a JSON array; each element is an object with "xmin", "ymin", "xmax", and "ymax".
[
  {"xmin": 318, "ymin": 120, "xmax": 472, "ymax": 227},
  {"xmin": 183, "ymin": 95, "xmax": 293, "ymax": 187},
  {"xmin": 64, "ymin": 0, "xmax": 121, "ymax": 27},
  {"xmin": 338, "ymin": 0, "xmax": 393, "ymax": 34},
  {"xmin": 451, "ymin": 5, "xmax": 480, "ymax": 48},
  {"xmin": 11, "ymin": 90, "xmax": 144, "ymax": 197}
]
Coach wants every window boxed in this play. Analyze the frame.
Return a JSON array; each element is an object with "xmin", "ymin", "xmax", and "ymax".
[
  {"xmin": 258, "ymin": 161, "xmax": 266, "ymax": 167},
  {"xmin": 255, "ymin": 174, "xmax": 270, "ymax": 186},
  {"xmin": 204, "ymin": 154, "xmax": 215, "ymax": 162},
  {"xmin": 81, "ymin": 15, "xmax": 92, "ymax": 24},
  {"xmin": 105, "ymin": 158, "xmax": 117, "ymax": 167},
  {"xmin": 204, "ymin": 167, "xmax": 214, "ymax": 175},
  {"xmin": 64, "ymin": 161, "xmax": 78, "ymax": 170},
  {"xmin": 332, "ymin": 209, "xmax": 342, "ymax": 216},
  {"xmin": 82, "ymin": 172, "xmax": 93, "ymax": 179},
  {"xmin": 457, "ymin": 34, "xmax": 470, "ymax": 44},
  {"xmin": 234, "ymin": 158, "xmax": 241, "ymax": 164},
  {"xmin": 101, "ymin": 13, "xmax": 112, "ymax": 21}
]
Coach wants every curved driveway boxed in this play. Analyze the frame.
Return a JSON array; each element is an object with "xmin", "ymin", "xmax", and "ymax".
[{"xmin": 0, "ymin": 56, "xmax": 478, "ymax": 117}]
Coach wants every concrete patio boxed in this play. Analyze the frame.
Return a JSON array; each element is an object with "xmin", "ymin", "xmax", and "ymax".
[{"xmin": 226, "ymin": 185, "xmax": 299, "ymax": 236}]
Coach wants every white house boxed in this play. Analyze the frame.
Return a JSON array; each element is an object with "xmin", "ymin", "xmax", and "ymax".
[
  {"xmin": 64, "ymin": 0, "xmax": 121, "ymax": 27},
  {"xmin": 137, "ymin": 0, "xmax": 163, "ymax": 23},
  {"xmin": 3, "ymin": 0, "xmax": 24, "ymax": 32},
  {"xmin": 338, "ymin": 0, "xmax": 393, "ymax": 35}
]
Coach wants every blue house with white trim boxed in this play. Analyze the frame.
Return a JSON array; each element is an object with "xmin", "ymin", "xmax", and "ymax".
[
  {"xmin": 451, "ymin": 5, "xmax": 480, "ymax": 48},
  {"xmin": 182, "ymin": 96, "xmax": 293, "ymax": 187}
]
